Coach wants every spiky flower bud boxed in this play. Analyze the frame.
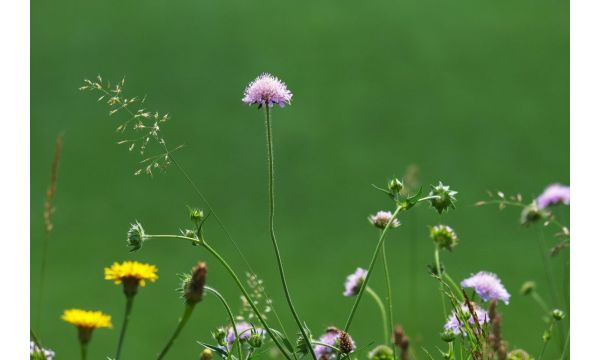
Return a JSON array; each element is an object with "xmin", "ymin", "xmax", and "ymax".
[
  {"xmin": 520, "ymin": 281, "xmax": 536, "ymax": 296},
  {"xmin": 181, "ymin": 262, "xmax": 207, "ymax": 305},
  {"xmin": 213, "ymin": 327, "xmax": 227, "ymax": 347},
  {"xmin": 507, "ymin": 349, "xmax": 532, "ymax": 360},
  {"xmin": 338, "ymin": 331, "xmax": 355, "ymax": 354},
  {"xmin": 430, "ymin": 225, "xmax": 458, "ymax": 251},
  {"xmin": 127, "ymin": 221, "xmax": 145, "ymax": 252},
  {"xmin": 368, "ymin": 345, "xmax": 394, "ymax": 360},
  {"xmin": 429, "ymin": 182, "xmax": 458, "ymax": 214},
  {"xmin": 388, "ymin": 178, "xmax": 404, "ymax": 195},
  {"xmin": 248, "ymin": 332, "xmax": 264, "ymax": 348},
  {"xmin": 189, "ymin": 207, "xmax": 205, "ymax": 227},
  {"xmin": 200, "ymin": 348, "xmax": 213, "ymax": 360},
  {"xmin": 552, "ymin": 309, "xmax": 565, "ymax": 321},
  {"xmin": 520, "ymin": 202, "xmax": 547, "ymax": 226},
  {"xmin": 440, "ymin": 330, "xmax": 456, "ymax": 343}
]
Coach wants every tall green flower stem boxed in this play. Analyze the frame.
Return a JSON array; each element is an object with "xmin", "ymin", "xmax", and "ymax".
[
  {"xmin": 365, "ymin": 286, "xmax": 388, "ymax": 343},
  {"xmin": 144, "ymin": 234, "xmax": 293, "ymax": 360},
  {"xmin": 80, "ymin": 343, "xmax": 88, "ymax": 360},
  {"xmin": 434, "ymin": 246, "xmax": 448, "ymax": 317},
  {"xmin": 344, "ymin": 205, "xmax": 403, "ymax": 332},
  {"xmin": 381, "ymin": 242, "xmax": 397, "ymax": 359},
  {"xmin": 263, "ymin": 106, "xmax": 317, "ymax": 360},
  {"xmin": 205, "ymin": 286, "xmax": 243, "ymax": 360},
  {"xmin": 157, "ymin": 303, "xmax": 195, "ymax": 360},
  {"xmin": 115, "ymin": 295, "xmax": 135, "ymax": 360}
]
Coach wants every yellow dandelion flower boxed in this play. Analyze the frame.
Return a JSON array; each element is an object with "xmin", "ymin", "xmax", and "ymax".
[
  {"xmin": 104, "ymin": 261, "xmax": 158, "ymax": 287},
  {"xmin": 62, "ymin": 309, "xmax": 112, "ymax": 329}
]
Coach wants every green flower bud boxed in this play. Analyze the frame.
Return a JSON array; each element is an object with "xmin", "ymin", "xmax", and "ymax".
[
  {"xmin": 429, "ymin": 182, "xmax": 458, "ymax": 214},
  {"xmin": 551, "ymin": 309, "xmax": 565, "ymax": 321},
  {"xmin": 520, "ymin": 281, "xmax": 536, "ymax": 296},
  {"xmin": 430, "ymin": 225, "xmax": 458, "ymax": 251},
  {"xmin": 520, "ymin": 202, "xmax": 549, "ymax": 227},
  {"xmin": 200, "ymin": 348, "xmax": 213, "ymax": 360},
  {"xmin": 507, "ymin": 349, "xmax": 532, "ymax": 360},
  {"xmin": 189, "ymin": 207, "xmax": 204, "ymax": 226},
  {"xmin": 368, "ymin": 345, "xmax": 394, "ymax": 360},
  {"xmin": 126, "ymin": 221, "xmax": 145, "ymax": 252},
  {"xmin": 388, "ymin": 178, "xmax": 404, "ymax": 194},
  {"xmin": 440, "ymin": 330, "xmax": 456, "ymax": 343},
  {"xmin": 248, "ymin": 332, "xmax": 264, "ymax": 348},
  {"xmin": 213, "ymin": 327, "xmax": 227, "ymax": 347}
]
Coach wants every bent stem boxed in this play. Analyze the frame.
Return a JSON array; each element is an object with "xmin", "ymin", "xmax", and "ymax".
[
  {"xmin": 115, "ymin": 295, "xmax": 135, "ymax": 360},
  {"xmin": 344, "ymin": 206, "xmax": 403, "ymax": 332},
  {"xmin": 264, "ymin": 106, "xmax": 316, "ymax": 360},
  {"xmin": 365, "ymin": 286, "xmax": 388, "ymax": 344},
  {"xmin": 157, "ymin": 304, "xmax": 195, "ymax": 360},
  {"xmin": 381, "ymin": 242, "xmax": 397, "ymax": 358},
  {"xmin": 205, "ymin": 286, "xmax": 243, "ymax": 360}
]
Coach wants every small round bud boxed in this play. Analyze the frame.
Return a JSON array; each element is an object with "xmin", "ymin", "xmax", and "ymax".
[
  {"xmin": 200, "ymin": 348, "xmax": 213, "ymax": 360},
  {"xmin": 430, "ymin": 225, "xmax": 458, "ymax": 251},
  {"xmin": 520, "ymin": 202, "xmax": 547, "ymax": 226},
  {"xmin": 429, "ymin": 182, "xmax": 458, "ymax": 214},
  {"xmin": 337, "ymin": 331, "xmax": 355, "ymax": 354},
  {"xmin": 189, "ymin": 207, "xmax": 205, "ymax": 226},
  {"xmin": 248, "ymin": 332, "xmax": 264, "ymax": 348},
  {"xmin": 368, "ymin": 345, "xmax": 394, "ymax": 360},
  {"xmin": 551, "ymin": 309, "xmax": 565, "ymax": 321},
  {"xmin": 507, "ymin": 349, "xmax": 532, "ymax": 360},
  {"xmin": 213, "ymin": 327, "xmax": 227, "ymax": 347},
  {"xmin": 127, "ymin": 221, "xmax": 145, "ymax": 252},
  {"xmin": 520, "ymin": 281, "xmax": 536, "ymax": 296},
  {"xmin": 440, "ymin": 330, "xmax": 456, "ymax": 343},
  {"xmin": 182, "ymin": 229, "xmax": 198, "ymax": 239},
  {"xmin": 388, "ymin": 178, "xmax": 404, "ymax": 194}
]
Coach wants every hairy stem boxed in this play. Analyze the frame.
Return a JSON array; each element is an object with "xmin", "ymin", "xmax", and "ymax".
[
  {"xmin": 344, "ymin": 206, "xmax": 403, "ymax": 332},
  {"xmin": 157, "ymin": 304, "xmax": 195, "ymax": 360},
  {"xmin": 365, "ymin": 286, "xmax": 388, "ymax": 344},
  {"xmin": 115, "ymin": 295, "xmax": 135, "ymax": 360},
  {"xmin": 382, "ymin": 242, "xmax": 397, "ymax": 358},
  {"xmin": 264, "ymin": 106, "xmax": 316, "ymax": 360},
  {"xmin": 205, "ymin": 286, "xmax": 243, "ymax": 360}
]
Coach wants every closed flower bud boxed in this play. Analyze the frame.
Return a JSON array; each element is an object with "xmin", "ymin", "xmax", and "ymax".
[
  {"xmin": 127, "ymin": 221, "xmax": 145, "ymax": 252},
  {"xmin": 430, "ymin": 225, "xmax": 458, "ymax": 251},
  {"xmin": 368, "ymin": 345, "xmax": 394, "ymax": 360},
  {"xmin": 189, "ymin": 207, "xmax": 204, "ymax": 226},
  {"xmin": 338, "ymin": 331, "xmax": 355, "ymax": 354},
  {"xmin": 552, "ymin": 309, "xmax": 565, "ymax": 321},
  {"xmin": 248, "ymin": 332, "xmax": 264, "ymax": 348},
  {"xmin": 200, "ymin": 348, "xmax": 213, "ymax": 360},
  {"xmin": 388, "ymin": 178, "xmax": 404, "ymax": 194},
  {"xmin": 429, "ymin": 182, "xmax": 458, "ymax": 214},
  {"xmin": 520, "ymin": 281, "xmax": 536, "ymax": 296},
  {"xmin": 520, "ymin": 202, "xmax": 548, "ymax": 226},
  {"xmin": 213, "ymin": 327, "xmax": 227, "ymax": 347},
  {"xmin": 507, "ymin": 349, "xmax": 532, "ymax": 360},
  {"xmin": 441, "ymin": 330, "xmax": 456, "ymax": 343},
  {"xmin": 183, "ymin": 262, "xmax": 207, "ymax": 305}
]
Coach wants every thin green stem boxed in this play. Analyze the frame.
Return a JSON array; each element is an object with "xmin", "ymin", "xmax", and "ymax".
[
  {"xmin": 531, "ymin": 291, "xmax": 551, "ymax": 314},
  {"xmin": 435, "ymin": 247, "xmax": 448, "ymax": 317},
  {"xmin": 561, "ymin": 327, "xmax": 570, "ymax": 360},
  {"xmin": 365, "ymin": 286, "xmax": 388, "ymax": 343},
  {"xmin": 157, "ymin": 304, "xmax": 195, "ymax": 360},
  {"xmin": 264, "ymin": 106, "xmax": 316, "ymax": 360},
  {"xmin": 344, "ymin": 206, "xmax": 403, "ymax": 332},
  {"xmin": 311, "ymin": 341, "xmax": 341, "ymax": 353},
  {"xmin": 382, "ymin": 242, "xmax": 397, "ymax": 358},
  {"xmin": 538, "ymin": 320, "xmax": 555, "ymax": 360},
  {"xmin": 115, "ymin": 295, "xmax": 135, "ymax": 360},
  {"xmin": 443, "ymin": 273, "xmax": 464, "ymax": 301},
  {"xmin": 35, "ymin": 232, "xmax": 51, "ymax": 330},
  {"xmin": 205, "ymin": 286, "xmax": 243, "ymax": 360},
  {"xmin": 80, "ymin": 343, "xmax": 88, "ymax": 360},
  {"xmin": 30, "ymin": 329, "xmax": 47, "ymax": 360}
]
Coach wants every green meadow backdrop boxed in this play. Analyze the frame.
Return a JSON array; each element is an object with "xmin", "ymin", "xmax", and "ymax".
[{"xmin": 31, "ymin": 0, "xmax": 569, "ymax": 358}]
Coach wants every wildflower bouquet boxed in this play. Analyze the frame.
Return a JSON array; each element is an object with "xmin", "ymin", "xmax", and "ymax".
[{"xmin": 30, "ymin": 73, "xmax": 569, "ymax": 360}]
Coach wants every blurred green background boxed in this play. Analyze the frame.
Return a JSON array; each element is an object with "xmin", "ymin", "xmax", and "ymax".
[{"xmin": 31, "ymin": 0, "xmax": 569, "ymax": 358}]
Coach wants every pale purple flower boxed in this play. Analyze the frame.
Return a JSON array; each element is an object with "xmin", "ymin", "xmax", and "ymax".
[
  {"xmin": 368, "ymin": 211, "xmax": 400, "ymax": 229},
  {"xmin": 461, "ymin": 271, "xmax": 511, "ymax": 304},
  {"xmin": 313, "ymin": 327, "xmax": 355, "ymax": 359},
  {"xmin": 536, "ymin": 183, "xmax": 570, "ymax": 208},
  {"xmin": 30, "ymin": 341, "xmax": 55, "ymax": 360},
  {"xmin": 444, "ymin": 304, "xmax": 489, "ymax": 335},
  {"xmin": 242, "ymin": 73, "xmax": 293, "ymax": 108},
  {"xmin": 226, "ymin": 321, "xmax": 265, "ymax": 348},
  {"xmin": 343, "ymin": 268, "xmax": 367, "ymax": 297}
]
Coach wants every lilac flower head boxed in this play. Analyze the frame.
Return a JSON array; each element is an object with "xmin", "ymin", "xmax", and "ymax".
[
  {"xmin": 313, "ymin": 327, "xmax": 356, "ymax": 359},
  {"xmin": 343, "ymin": 268, "xmax": 368, "ymax": 297},
  {"xmin": 444, "ymin": 304, "xmax": 489, "ymax": 335},
  {"xmin": 30, "ymin": 341, "xmax": 55, "ymax": 360},
  {"xmin": 368, "ymin": 211, "xmax": 400, "ymax": 229},
  {"xmin": 461, "ymin": 271, "xmax": 511, "ymax": 304},
  {"xmin": 225, "ymin": 321, "xmax": 265, "ymax": 349},
  {"xmin": 242, "ymin": 73, "xmax": 293, "ymax": 108},
  {"xmin": 536, "ymin": 183, "xmax": 570, "ymax": 209}
]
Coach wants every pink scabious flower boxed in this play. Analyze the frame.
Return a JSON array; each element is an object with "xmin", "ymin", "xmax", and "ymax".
[
  {"xmin": 444, "ymin": 303, "xmax": 489, "ymax": 335},
  {"xmin": 461, "ymin": 271, "xmax": 511, "ymax": 304},
  {"xmin": 313, "ymin": 327, "xmax": 356, "ymax": 359},
  {"xmin": 368, "ymin": 211, "xmax": 400, "ymax": 229},
  {"xmin": 343, "ymin": 268, "xmax": 367, "ymax": 297},
  {"xmin": 536, "ymin": 183, "xmax": 570, "ymax": 209},
  {"xmin": 225, "ymin": 321, "xmax": 265, "ymax": 348},
  {"xmin": 242, "ymin": 73, "xmax": 293, "ymax": 108}
]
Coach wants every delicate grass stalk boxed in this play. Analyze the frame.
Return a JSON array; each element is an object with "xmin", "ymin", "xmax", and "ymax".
[
  {"xmin": 157, "ymin": 304, "xmax": 195, "ymax": 360},
  {"xmin": 115, "ymin": 295, "xmax": 135, "ymax": 360},
  {"xmin": 205, "ymin": 286, "xmax": 243, "ymax": 360},
  {"xmin": 434, "ymin": 247, "xmax": 448, "ymax": 317},
  {"xmin": 561, "ymin": 328, "xmax": 570, "ymax": 360},
  {"xmin": 263, "ymin": 105, "xmax": 316, "ymax": 360},
  {"xmin": 381, "ymin": 242, "xmax": 397, "ymax": 358},
  {"xmin": 30, "ymin": 329, "xmax": 48, "ymax": 360},
  {"xmin": 365, "ymin": 286, "xmax": 388, "ymax": 343},
  {"xmin": 344, "ymin": 206, "xmax": 403, "ymax": 332}
]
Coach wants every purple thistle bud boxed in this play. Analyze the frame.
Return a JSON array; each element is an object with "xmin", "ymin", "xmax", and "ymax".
[
  {"xmin": 444, "ymin": 304, "xmax": 489, "ymax": 335},
  {"xmin": 343, "ymin": 268, "xmax": 368, "ymax": 297},
  {"xmin": 368, "ymin": 211, "xmax": 400, "ymax": 229},
  {"xmin": 242, "ymin": 73, "xmax": 293, "ymax": 108},
  {"xmin": 536, "ymin": 183, "xmax": 570, "ymax": 209},
  {"xmin": 461, "ymin": 271, "xmax": 511, "ymax": 304},
  {"xmin": 313, "ymin": 327, "xmax": 356, "ymax": 359}
]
